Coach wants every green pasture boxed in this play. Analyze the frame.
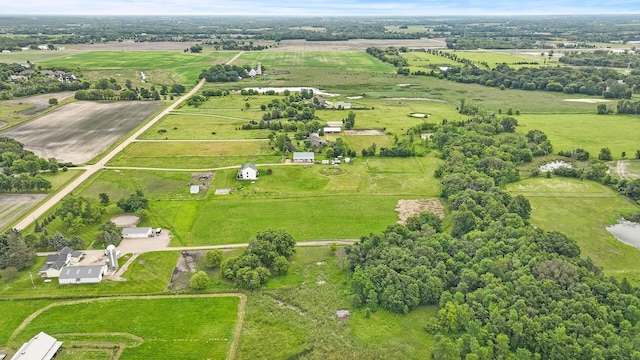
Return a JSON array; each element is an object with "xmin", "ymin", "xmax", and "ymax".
[
  {"xmin": 507, "ymin": 177, "xmax": 640, "ymax": 282},
  {"xmin": 445, "ymin": 50, "xmax": 549, "ymax": 69},
  {"xmin": 108, "ymin": 141, "xmax": 282, "ymax": 169},
  {"xmin": 0, "ymin": 300, "xmax": 53, "ymax": 345},
  {"xmin": 37, "ymin": 51, "xmax": 238, "ymax": 84},
  {"xmin": 237, "ymin": 51, "xmax": 395, "ymax": 73},
  {"xmin": 138, "ymin": 113, "xmax": 270, "ymax": 140},
  {"xmin": 403, "ymin": 51, "xmax": 462, "ymax": 72},
  {"xmin": 237, "ymin": 246, "xmax": 435, "ymax": 359},
  {"xmin": 0, "ymin": 251, "xmax": 179, "ymax": 298},
  {"xmin": 11, "ymin": 296, "xmax": 238, "ymax": 360},
  {"xmin": 344, "ymin": 134, "xmax": 394, "ymax": 152},
  {"xmin": 622, "ymin": 160, "xmax": 640, "ymax": 178},
  {"xmin": 516, "ymin": 113, "xmax": 640, "ymax": 158},
  {"xmin": 159, "ymin": 158, "xmax": 441, "ymax": 245}
]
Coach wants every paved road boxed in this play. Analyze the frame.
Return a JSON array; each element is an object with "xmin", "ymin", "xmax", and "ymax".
[{"xmin": 14, "ymin": 52, "xmax": 246, "ymax": 230}]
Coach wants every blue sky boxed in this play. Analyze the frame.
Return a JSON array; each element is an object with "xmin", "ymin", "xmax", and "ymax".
[{"xmin": 2, "ymin": 0, "xmax": 640, "ymax": 16}]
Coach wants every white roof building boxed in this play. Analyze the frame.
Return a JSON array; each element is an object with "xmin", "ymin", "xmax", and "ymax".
[
  {"xmin": 11, "ymin": 332, "xmax": 62, "ymax": 360},
  {"xmin": 121, "ymin": 227, "xmax": 153, "ymax": 238},
  {"xmin": 293, "ymin": 152, "xmax": 315, "ymax": 163},
  {"xmin": 237, "ymin": 163, "xmax": 258, "ymax": 180},
  {"xmin": 190, "ymin": 185, "xmax": 200, "ymax": 194},
  {"xmin": 58, "ymin": 265, "xmax": 107, "ymax": 285},
  {"xmin": 323, "ymin": 127, "xmax": 341, "ymax": 134}
]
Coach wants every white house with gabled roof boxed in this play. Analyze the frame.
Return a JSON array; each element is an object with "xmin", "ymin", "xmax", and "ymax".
[{"xmin": 237, "ymin": 163, "xmax": 258, "ymax": 180}]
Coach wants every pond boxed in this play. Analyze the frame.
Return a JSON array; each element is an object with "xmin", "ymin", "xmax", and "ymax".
[{"xmin": 606, "ymin": 220, "xmax": 640, "ymax": 249}]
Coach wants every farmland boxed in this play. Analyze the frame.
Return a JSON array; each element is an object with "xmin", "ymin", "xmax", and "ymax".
[
  {"xmin": 0, "ymin": 101, "xmax": 164, "ymax": 164},
  {"xmin": 3, "ymin": 16, "xmax": 640, "ymax": 360}
]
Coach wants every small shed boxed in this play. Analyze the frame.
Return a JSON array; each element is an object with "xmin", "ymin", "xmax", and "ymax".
[
  {"xmin": 190, "ymin": 185, "xmax": 200, "ymax": 194},
  {"xmin": 59, "ymin": 265, "xmax": 107, "ymax": 285},
  {"xmin": 11, "ymin": 332, "xmax": 62, "ymax": 360},
  {"xmin": 323, "ymin": 127, "xmax": 341, "ymax": 134},
  {"xmin": 237, "ymin": 163, "xmax": 258, "ymax": 180},
  {"xmin": 293, "ymin": 152, "xmax": 315, "ymax": 163},
  {"xmin": 122, "ymin": 227, "xmax": 153, "ymax": 239}
]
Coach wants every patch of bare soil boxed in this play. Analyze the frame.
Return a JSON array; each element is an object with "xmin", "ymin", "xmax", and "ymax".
[
  {"xmin": 6, "ymin": 92, "xmax": 75, "ymax": 116},
  {"xmin": 190, "ymin": 172, "xmax": 213, "ymax": 193},
  {"xmin": 334, "ymin": 310, "xmax": 351, "ymax": 322},
  {"xmin": 110, "ymin": 214, "xmax": 140, "ymax": 227},
  {"xmin": 0, "ymin": 121, "xmax": 6, "ymax": 128},
  {"xmin": 0, "ymin": 101, "xmax": 162, "ymax": 164},
  {"xmin": 395, "ymin": 199, "xmax": 446, "ymax": 225},
  {"xmin": 73, "ymin": 41, "xmax": 199, "ymax": 51},
  {"xmin": 167, "ymin": 251, "xmax": 202, "ymax": 290},
  {"xmin": 272, "ymin": 38, "xmax": 447, "ymax": 51},
  {"xmin": 344, "ymin": 129, "xmax": 385, "ymax": 135}
]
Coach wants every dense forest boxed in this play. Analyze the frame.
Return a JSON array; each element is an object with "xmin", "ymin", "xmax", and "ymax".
[{"xmin": 347, "ymin": 114, "xmax": 640, "ymax": 359}]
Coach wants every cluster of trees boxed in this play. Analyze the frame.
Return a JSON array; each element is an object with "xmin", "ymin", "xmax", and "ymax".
[
  {"xmin": 222, "ymin": 230, "xmax": 295, "ymax": 289},
  {"xmin": 75, "ymin": 79, "xmax": 182, "ymax": 101},
  {"xmin": 366, "ymin": 47, "xmax": 408, "ymax": 67},
  {"xmin": 560, "ymin": 50, "xmax": 640, "ymax": 69},
  {"xmin": 200, "ymin": 39, "xmax": 269, "ymax": 51},
  {"xmin": 28, "ymin": 231, "xmax": 84, "ymax": 252},
  {"xmin": 56, "ymin": 196, "xmax": 105, "ymax": 234},
  {"xmin": 199, "ymin": 64, "xmax": 253, "ymax": 83},
  {"xmin": 614, "ymin": 99, "xmax": 640, "ymax": 114},
  {"xmin": 0, "ymin": 63, "xmax": 87, "ymax": 99},
  {"xmin": 347, "ymin": 112, "xmax": 640, "ymax": 358},
  {"xmin": 0, "ymin": 137, "xmax": 58, "ymax": 192},
  {"xmin": 116, "ymin": 190, "xmax": 148, "ymax": 213},
  {"xmin": 557, "ymin": 148, "xmax": 590, "ymax": 161},
  {"xmin": 0, "ymin": 230, "xmax": 34, "ymax": 272},
  {"xmin": 442, "ymin": 64, "xmax": 633, "ymax": 99}
]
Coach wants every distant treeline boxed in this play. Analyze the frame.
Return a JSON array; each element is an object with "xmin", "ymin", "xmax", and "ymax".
[
  {"xmin": 0, "ymin": 137, "xmax": 58, "ymax": 192},
  {"xmin": 559, "ymin": 50, "xmax": 640, "ymax": 69}
]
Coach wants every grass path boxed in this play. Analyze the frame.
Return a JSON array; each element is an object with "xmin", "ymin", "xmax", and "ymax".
[{"xmin": 8, "ymin": 293, "xmax": 247, "ymax": 360}]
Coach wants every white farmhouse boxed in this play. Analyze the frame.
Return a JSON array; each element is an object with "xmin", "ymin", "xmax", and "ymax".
[{"xmin": 237, "ymin": 163, "xmax": 259, "ymax": 180}]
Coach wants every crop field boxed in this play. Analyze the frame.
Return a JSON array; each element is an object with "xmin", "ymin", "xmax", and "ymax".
[
  {"xmin": 273, "ymin": 38, "xmax": 447, "ymax": 52},
  {"xmin": 37, "ymin": 51, "xmax": 238, "ymax": 84},
  {"xmin": 0, "ymin": 101, "xmax": 163, "ymax": 164},
  {"xmin": 507, "ymin": 177, "xmax": 640, "ymax": 281},
  {"xmin": 516, "ymin": 113, "xmax": 640, "ymax": 158},
  {"xmin": 139, "ymin": 112, "xmax": 270, "ymax": 140},
  {"xmin": 10, "ymin": 296, "xmax": 240, "ymax": 360}
]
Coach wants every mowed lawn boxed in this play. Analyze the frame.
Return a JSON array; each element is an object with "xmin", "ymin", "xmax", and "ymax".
[
  {"xmin": 507, "ymin": 177, "xmax": 640, "ymax": 281},
  {"xmin": 37, "ymin": 51, "xmax": 237, "ymax": 84},
  {"xmin": 13, "ymin": 296, "xmax": 239, "ymax": 360},
  {"xmin": 516, "ymin": 113, "xmax": 640, "ymax": 159},
  {"xmin": 155, "ymin": 157, "xmax": 442, "ymax": 245}
]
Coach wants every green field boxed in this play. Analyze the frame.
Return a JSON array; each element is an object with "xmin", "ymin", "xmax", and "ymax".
[
  {"xmin": 37, "ymin": 51, "xmax": 238, "ymax": 84},
  {"xmin": 10, "ymin": 296, "xmax": 239, "ymax": 360},
  {"xmin": 507, "ymin": 177, "xmax": 640, "ymax": 281},
  {"xmin": 237, "ymin": 51, "xmax": 395, "ymax": 73},
  {"xmin": 516, "ymin": 113, "xmax": 640, "ymax": 158}
]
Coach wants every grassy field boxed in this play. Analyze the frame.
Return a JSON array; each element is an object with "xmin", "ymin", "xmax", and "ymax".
[
  {"xmin": 516, "ymin": 113, "xmax": 640, "ymax": 159},
  {"xmin": 237, "ymin": 52, "xmax": 395, "ymax": 73},
  {"xmin": 138, "ymin": 113, "xmax": 270, "ymax": 140},
  {"xmin": 507, "ymin": 177, "xmax": 640, "ymax": 282},
  {"xmin": 108, "ymin": 141, "xmax": 282, "ymax": 169},
  {"xmin": 37, "ymin": 51, "xmax": 238, "ymax": 84},
  {"xmin": 235, "ymin": 246, "xmax": 436, "ymax": 359},
  {"xmin": 152, "ymin": 157, "xmax": 442, "ymax": 245},
  {"xmin": 11, "ymin": 296, "xmax": 239, "ymax": 360}
]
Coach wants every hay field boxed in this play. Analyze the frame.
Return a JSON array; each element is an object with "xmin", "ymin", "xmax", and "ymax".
[
  {"xmin": 0, "ymin": 101, "xmax": 163, "ymax": 164},
  {"xmin": 272, "ymin": 38, "xmax": 447, "ymax": 51},
  {"xmin": 0, "ymin": 194, "xmax": 46, "ymax": 231}
]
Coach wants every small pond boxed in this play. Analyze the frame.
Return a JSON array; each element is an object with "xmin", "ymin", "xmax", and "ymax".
[{"xmin": 606, "ymin": 220, "xmax": 640, "ymax": 249}]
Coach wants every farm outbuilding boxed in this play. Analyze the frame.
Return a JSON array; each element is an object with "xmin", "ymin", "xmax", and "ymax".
[
  {"xmin": 190, "ymin": 185, "xmax": 200, "ymax": 194},
  {"xmin": 58, "ymin": 265, "xmax": 107, "ymax": 285},
  {"xmin": 323, "ymin": 127, "xmax": 341, "ymax": 134},
  {"xmin": 237, "ymin": 163, "xmax": 259, "ymax": 180},
  {"xmin": 293, "ymin": 152, "xmax": 315, "ymax": 163},
  {"xmin": 11, "ymin": 332, "xmax": 62, "ymax": 360},
  {"xmin": 122, "ymin": 227, "xmax": 153, "ymax": 238}
]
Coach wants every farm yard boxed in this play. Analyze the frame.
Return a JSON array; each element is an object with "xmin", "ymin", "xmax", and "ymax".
[
  {"xmin": 0, "ymin": 101, "xmax": 164, "ymax": 164},
  {"xmin": 3, "ymin": 16, "xmax": 640, "ymax": 360}
]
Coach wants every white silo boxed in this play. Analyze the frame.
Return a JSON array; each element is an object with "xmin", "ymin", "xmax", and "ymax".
[{"xmin": 107, "ymin": 244, "xmax": 118, "ymax": 270}]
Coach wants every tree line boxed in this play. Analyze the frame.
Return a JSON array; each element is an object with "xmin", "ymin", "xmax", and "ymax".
[
  {"xmin": 346, "ymin": 111, "xmax": 640, "ymax": 358},
  {"xmin": 0, "ymin": 137, "xmax": 58, "ymax": 192}
]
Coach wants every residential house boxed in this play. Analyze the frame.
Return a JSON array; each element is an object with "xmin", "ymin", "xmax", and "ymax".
[
  {"xmin": 307, "ymin": 133, "xmax": 326, "ymax": 149},
  {"xmin": 121, "ymin": 227, "xmax": 153, "ymax": 239},
  {"xmin": 293, "ymin": 152, "xmax": 315, "ymax": 163},
  {"xmin": 38, "ymin": 247, "xmax": 82, "ymax": 278},
  {"xmin": 11, "ymin": 332, "xmax": 62, "ymax": 360},
  {"xmin": 58, "ymin": 265, "xmax": 108, "ymax": 285},
  {"xmin": 237, "ymin": 163, "xmax": 258, "ymax": 180}
]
